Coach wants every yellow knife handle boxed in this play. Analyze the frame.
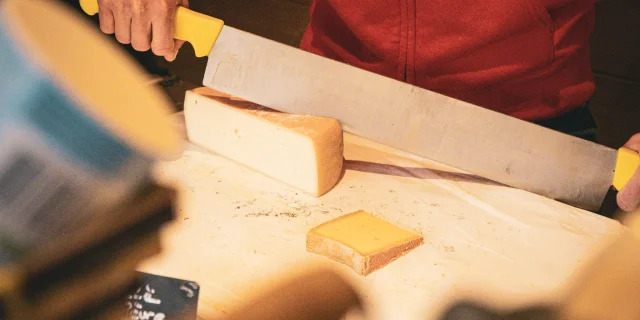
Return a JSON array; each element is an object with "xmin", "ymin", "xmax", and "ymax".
[
  {"xmin": 79, "ymin": 0, "xmax": 224, "ymax": 57},
  {"xmin": 613, "ymin": 147, "xmax": 640, "ymax": 191}
]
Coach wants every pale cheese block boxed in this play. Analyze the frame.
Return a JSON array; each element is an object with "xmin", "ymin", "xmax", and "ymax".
[
  {"xmin": 184, "ymin": 87, "xmax": 344, "ymax": 197},
  {"xmin": 306, "ymin": 210, "xmax": 424, "ymax": 276}
]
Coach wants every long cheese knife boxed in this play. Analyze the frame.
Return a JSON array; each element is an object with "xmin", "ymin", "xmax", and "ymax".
[{"xmin": 81, "ymin": 0, "xmax": 639, "ymax": 213}]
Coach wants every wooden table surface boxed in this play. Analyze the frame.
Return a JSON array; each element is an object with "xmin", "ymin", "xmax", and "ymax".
[{"xmin": 140, "ymin": 129, "xmax": 623, "ymax": 320}]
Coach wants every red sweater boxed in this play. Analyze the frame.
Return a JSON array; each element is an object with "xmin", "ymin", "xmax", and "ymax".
[{"xmin": 299, "ymin": 0, "xmax": 597, "ymax": 121}]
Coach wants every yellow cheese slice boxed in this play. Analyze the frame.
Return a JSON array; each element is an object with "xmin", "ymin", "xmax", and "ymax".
[
  {"xmin": 307, "ymin": 210, "xmax": 424, "ymax": 276},
  {"xmin": 184, "ymin": 87, "xmax": 344, "ymax": 197}
]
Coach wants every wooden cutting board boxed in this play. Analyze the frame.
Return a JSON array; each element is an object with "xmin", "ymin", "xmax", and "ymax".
[{"xmin": 140, "ymin": 131, "xmax": 623, "ymax": 320}]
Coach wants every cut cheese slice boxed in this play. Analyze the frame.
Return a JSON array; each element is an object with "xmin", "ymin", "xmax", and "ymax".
[
  {"xmin": 184, "ymin": 87, "xmax": 344, "ymax": 197},
  {"xmin": 307, "ymin": 210, "xmax": 424, "ymax": 276}
]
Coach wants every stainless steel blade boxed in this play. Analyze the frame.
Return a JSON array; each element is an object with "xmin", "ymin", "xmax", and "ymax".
[{"xmin": 203, "ymin": 26, "xmax": 618, "ymax": 211}]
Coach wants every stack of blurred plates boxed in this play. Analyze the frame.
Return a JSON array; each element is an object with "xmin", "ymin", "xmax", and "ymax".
[{"xmin": 0, "ymin": 183, "xmax": 175, "ymax": 320}]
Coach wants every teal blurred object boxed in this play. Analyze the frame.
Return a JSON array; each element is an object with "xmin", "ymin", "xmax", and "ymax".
[
  {"xmin": 0, "ymin": 0, "xmax": 159, "ymax": 265},
  {"xmin": 0, "ymin": 27, "xmax": 138, "ymax": 174}
]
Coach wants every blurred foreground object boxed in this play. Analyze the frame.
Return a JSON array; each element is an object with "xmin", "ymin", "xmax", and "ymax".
[
  {"xmin": 0, "ymin": 184, "xmax": 176, "ymax": 320},
  {"xmin": 557, "ymin": 209, "xmax": 640, "ymax": 320},
  {"xmin": 0, "ymin": 0, "xmax": 182, "ymax": 318},
  {"xmin": 217, "ymin": 268, "xmax": 364, "ymax": 320},
  {"xmin": 0, "ymin": 0, "xmax": 181, "ymax": 264},
  {"xmin": 438, "ymin": 208, "xmax": 640, "ymax": 320}
]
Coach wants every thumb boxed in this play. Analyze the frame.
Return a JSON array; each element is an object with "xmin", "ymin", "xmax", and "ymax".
[
  {"xmin": 617, "ymin": 133, "xmax": 640, "ymax": 211},
  {"xmin": 164, "ymin": 39, "xmax": 185, "ymax": 62},
  {"xmin": 623, "ymin": 133, "xmax": 640, "ymax": 152},
  {"xmin": 617, "ymin": 169, "xmax": 640, "ymax": 211}
]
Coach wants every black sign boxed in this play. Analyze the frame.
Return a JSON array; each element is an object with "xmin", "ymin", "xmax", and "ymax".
[{"xmin": 125, "ymin": 272, "xmax": 200, "ymax": 320}]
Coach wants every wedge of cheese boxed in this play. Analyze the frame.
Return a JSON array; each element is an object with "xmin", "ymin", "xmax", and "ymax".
[
  {"xmin": 184, "ymin": 87, "xmax": 344, "ymax": 197},
  {"xmin": 307, "ymin": 210, "xmax": 424, "ymax": 276}
]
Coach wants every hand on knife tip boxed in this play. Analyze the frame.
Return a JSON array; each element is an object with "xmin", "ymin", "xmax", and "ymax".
[
  {"xmin": 96, "ymin": 0, "xmax": 188, "ymax": 61},
  {"xmin": 618, "ymin": 133, "xmax": 640, "ymax": 212}
]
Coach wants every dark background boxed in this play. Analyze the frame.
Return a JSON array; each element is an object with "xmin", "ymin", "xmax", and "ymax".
[{"xmin": 62, "ymin": 0, "xmax": 640, "ymax": 149}]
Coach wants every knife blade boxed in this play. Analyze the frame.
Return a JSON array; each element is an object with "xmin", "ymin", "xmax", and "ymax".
[{"xmin": 80, "ymin": 0, "xmax": 639, "ymax": 212}]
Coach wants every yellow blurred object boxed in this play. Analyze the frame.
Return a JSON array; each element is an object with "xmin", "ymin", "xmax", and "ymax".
[
  {"xmin": 9, "ymin": 0, "xmax": 182, "ymax": 160},
  {"xmin": 216, "ymin": 268, "xmax": 363, "ymax": 320},
  {"xmin": 556, "ymin": 206, "xmax": 640, "ymax": 320}
]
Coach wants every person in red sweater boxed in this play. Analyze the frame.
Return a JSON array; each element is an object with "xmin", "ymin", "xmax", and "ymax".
[{"xmin": 94, "ymin": 0, "xmax": 640, "ymax": 212}]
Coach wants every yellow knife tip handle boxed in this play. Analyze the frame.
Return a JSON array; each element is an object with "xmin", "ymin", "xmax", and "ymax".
[
  {"xmin": 613, "ymin": 147, "xmax": 640, "ymax": 191},
  {"xmin": 79, "ymin": 0, "xmax": 99, "ymax": 15},
  {"xmin": 175, "ymin": 7, "xmax": 224, "ymax": 58},
  {"xmin": 78, "ymin": 0, "xmax": 223, "ymax": 58}
]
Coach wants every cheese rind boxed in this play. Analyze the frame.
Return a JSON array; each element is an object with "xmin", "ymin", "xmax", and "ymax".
[
  {"xmin": 184, "ymin": 87, "xmax": 344, "ymax": 197},
  {"xmin": 307, "ymin": 210, "xmax": 424, "ymax": 276}
]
